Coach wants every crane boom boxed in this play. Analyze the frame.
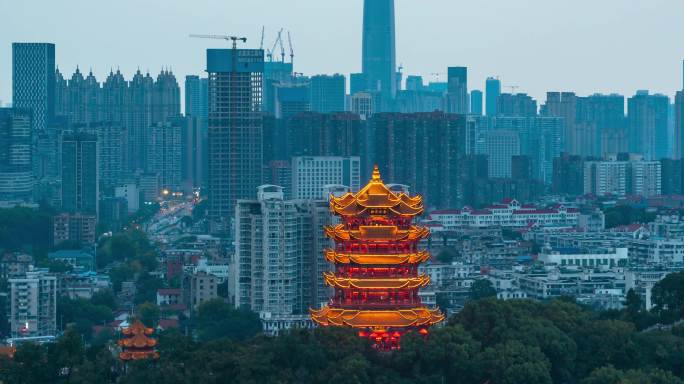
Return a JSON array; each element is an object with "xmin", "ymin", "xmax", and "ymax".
[
  {"xmin": 189, "ymin": 34, "xmax": 247, "ymax": 49},
  {"xmin": 287, "ymin": 31, "xmax": 294, "ymax": 64}
]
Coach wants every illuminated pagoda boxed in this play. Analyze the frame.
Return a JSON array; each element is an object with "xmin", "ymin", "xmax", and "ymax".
[
  {"xmin": 117, "ymin": 320, "xmax": 160, "ymax": 361},
  {"xmin": 310, "ymin": 166, "xmax": 444, "ymax": 350}
]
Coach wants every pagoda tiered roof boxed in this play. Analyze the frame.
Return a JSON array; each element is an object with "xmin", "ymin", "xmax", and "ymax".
[
  {"xmin": 330, "ymin": 166, "xmax": 423, "ymax": 217},
  {"xmin": 117, "ymin": 320, "xmax": 160, "ymax": 361},
  {"xmin": 324, "ymin": 249, "xmax": 431, "ymax": 265},
  {"xmin": 323, "ymin": 272, "xmax": 430, "ymax": 289},
  {"xmin": 310, "ymin": 306, "xmax": 444, "ymax": 328},
  {"xmin": 325, "ymin": 224, "xmax": 430, "ymax": 242}
]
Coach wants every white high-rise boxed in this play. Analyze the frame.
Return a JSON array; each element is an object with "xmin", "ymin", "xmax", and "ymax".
[
  {"xmin": 234, "ymin": 185, "xmax": 335, "ymax": 316},
  {"xmin": 291, "ymin": 156, "xmax": 361, "ymax": 200}
]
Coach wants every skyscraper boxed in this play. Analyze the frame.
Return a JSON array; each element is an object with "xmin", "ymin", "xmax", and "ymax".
[
  {"xmin": 470, "ymin": 90, "xmax": 483, "ymax": 115},
  {"xmin": 446, "ymin": 67, "xmax": 468, "ymax": 114},
  {"xmin": 61, "ymin": 133, "xmax": 98, "ymax": 216},
  {"xmin": 497, "ymin": 93, "xmax": 538, "ymax": 117},
  {"xmin": 485, "ymin": 77, "xmax": 501, "ymax": 116},
  {"xmin": 676, "ymin": 91, "xmax": 684, "ymax": 159},
  {"xmin": 0, "ymin": 108, "xmax": 33, "ymax": 201},
  {"xmin": 361, "ymin": 0, "xmax": 396, "ymax": 101},
  {"xmin": 12, "ymin": 43, "xmax": 55, "ymax": 133},
  {"xmin": 628, "ymin": 91, "xmax": 669, "ymax": 160},
  {"xmin": 310, "ymin": 74, "xmax": 346, "ymax": 113},
  {"xmin": 207, "ymin": 48, "xmax": 264, "ymax": 225},
  {"xmin": 148, "ymin": 120, "xmax": 182, "ymax": 192},
  {"xmin": 185, "ymin": 75, "xmax": 208, "ymax": 118}
]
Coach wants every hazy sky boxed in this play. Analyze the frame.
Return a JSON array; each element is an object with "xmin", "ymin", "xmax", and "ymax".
[{"xmin": 1, "ymin": 0, "xmax": 683, "ymax": 108}]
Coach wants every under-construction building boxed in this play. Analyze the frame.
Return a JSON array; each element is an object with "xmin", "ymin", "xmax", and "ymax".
[{"xmin": 207, "ymin": 48, "xmax": 264, "ymax": 226}]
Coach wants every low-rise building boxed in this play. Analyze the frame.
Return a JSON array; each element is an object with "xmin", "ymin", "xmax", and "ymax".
[
  {"xmin": 429, "ymin": 199, "xmax": 579, "ymax": 229},
  {"xmin": 182, "ymin": 270, "xmax": 218, "ymax": 312}
]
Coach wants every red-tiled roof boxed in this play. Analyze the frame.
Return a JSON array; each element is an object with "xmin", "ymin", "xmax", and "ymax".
[{"xmin": 157, "ymin": 288, "xmax": 181, "ymax": 296}]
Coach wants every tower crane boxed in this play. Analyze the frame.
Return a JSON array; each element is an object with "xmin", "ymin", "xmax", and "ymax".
[
  {"xmin": 259, "ymin": 26, "xmax": 265, "ymax": 50},
  {"xmin": 267, "ymin": 28, "xmax": 284, "ymax": 62},
  {"xmin": 287, "ymin": 31, "xmax": 294, "ymax": 65},
  {"xmin": 506, "ymin": 85, "xmax": 520, "ymax": 94},
  {"xmin": 189, "ymin": 34, "xmax": 247, "ymax": 49}
]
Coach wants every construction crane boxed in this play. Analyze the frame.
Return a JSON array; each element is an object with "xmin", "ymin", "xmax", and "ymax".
[
  {"xmin": 189, "ymin": 34, "xmax": 247, "ymax": 49},
  {"xmin": 278, "ymin": 32, "xmax": 286, "ymax": 63},
  {"xmin": 506, "ymin": 85, "xmax": 520, "ymax": 94},
  {"xmin": 259, "ymin": 26, "xmax": 265, "ymax": 50},
  {"xmin": 267, "ymin": 28, "xmax": 284, "ymax": 62},
  {"xmin": 287, "ymin": 31, "xmax": 294, "ymax": 64}
]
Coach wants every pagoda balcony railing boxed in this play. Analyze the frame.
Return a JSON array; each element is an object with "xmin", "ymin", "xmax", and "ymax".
[
  {"xmin": 331, "ymin": 300, "xmax": 424, "ymax": 310},
  {"xmin": 334, "ymin": 265, "xmax": 419, "ymax": 278},
  {"xmin": 324, "ymin": 272, "xmax": 430, "ymax": 290},
  {"xmin": 333, "ymin": 242, "xmax": 421, "ymax": 254},
  {"xmin": 325, "ymin": 249, "xmax": 430, "ymax": 265}
]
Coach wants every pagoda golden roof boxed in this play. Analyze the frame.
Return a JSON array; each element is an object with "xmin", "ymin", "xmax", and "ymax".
[
  {"xmin": 324, "ymin": 249, "xmax": 431, "ymax": 265},
  {"xmin": 325, "ymin": 224, "xmax": 430, "ymax": 242},
  {"xmin": 310, "ymin": 306, "xmax": 445, "ymax": 328},
  {"xmin": 323, "ymin": 272, "xmax": 430, "ymax": 289},
  {"xmin": 330, "ymin": 166, "xmax": 424, "ymax": 217},
  {"xmin": 117, "ymin": 320, "xmax": 160, "ymax": 361}
]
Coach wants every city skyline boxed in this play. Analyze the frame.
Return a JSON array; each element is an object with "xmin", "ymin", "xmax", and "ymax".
[{"xmin": 2, "ymin": 0, "xmax": 684, "ymax": 110}]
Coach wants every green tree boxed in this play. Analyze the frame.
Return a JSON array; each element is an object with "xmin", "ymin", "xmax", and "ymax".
[
  {"xmin": 137, "ymin": 302, "xmax": 161, "ymax": 327},
  {"xmin": 196, "ymin": 299, "xmax": 261, "ymax": 342},
  {"xmin": 652, "ymin": 271, "xmax": 684, "ymax": 321},
  {"xmin": 469, "ymin": 279, "xmax": 497, "ymax": 300}
]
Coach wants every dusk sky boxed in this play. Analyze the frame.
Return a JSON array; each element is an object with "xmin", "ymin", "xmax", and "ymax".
[{"xmin": 1, "ymin": 0, "xmax": 683, "ymax": 108}]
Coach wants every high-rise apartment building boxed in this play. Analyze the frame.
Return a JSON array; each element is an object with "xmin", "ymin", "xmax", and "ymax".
[
  {"xmin": 674, "ymin": 91, "xmax": 684, "ymax": 159},
  {"xmin": 61, "ymin": 133, "xmax": 98, "ymax": 216},
  {"xmin": 76, "ymin": 122, "xmax": 125, "ymax": 192},
  {"xmin": 12, "ymin": 43, "xmax": 55, "ymax": 134},
  {"xmin": 553, "ymin": 153, "xmax": 585, "ymax": 196},
  {"xmin": 628, "ymin": 91, "xmax": 669, "ymax": 160},
  {"xmin": 497, "ymin": 93, "xmax": 537, "ymax": 117},
  {"xmin": 181, "ymin": 116, "xmax": 207, "ymax": 193},
  {"xmin": 490, "ymin": 117, "xmax": 564, "ymax": 183},
  {"xmin": 367, "ymin": 112, "xmax": 468, "ymax": 208},
  {"xmin": 584, "ymin": 154, "xmax": 661, "ymax": 197},
  {"xmin": 207, "ymin": 48, "xmax": 264, "ymax": 224},
  {"xmin": 234, "ymin": 185, "xmax": 333, "ymax": 315},
  {"xmin": 310, "ymin": 74, "xmax": 346, "ymax": 113},
  {"xmin": 470, "ymin": 90, "xmax": 483, "ymax": 115},
  {"xmin": 0, "ymin": 108, "xmax": 33, "ymax": 201},
  {"xmin": 185, "ymin": 75, "xmax": 209, "ymax": 118},
  {"xmin": 287, "ymin": 112, "xmax": 362, "ymax": 160},
  {"xmin": 485, "ymin": 77, "xmax": 501, "ymax": 117},
  {"xmin": 148, "ymin": 120, "xmax": 182, "ymax": 192},
  {"xmin": 446, "ymin": 67, "xmax": 468, "ymax": 114},
  {"xmin": 483, "ymin": 130, "xmax": 520, "ymax": 178},
  {"xmin": 291, "ymin": 156, "xmax": 361, "ymax": 200},
  {"xmin": 9, "ymin": 269, "xmax": 57, "ymax": 338}
]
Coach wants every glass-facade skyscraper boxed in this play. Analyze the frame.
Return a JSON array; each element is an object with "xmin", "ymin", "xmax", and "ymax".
[
  {"xmin": 485, "ymin": 77, "xmax": 501, "ymax": 117},
  {"xmin": 12, "ymin": 43, "xmax": 55, "ymax": 133},
  {"xmin": 362, "ymin": 0, "xmax": 396, "ymax": 101},
  {"xmin": 470, "ymin": 90, "xmax": 483, "ymax": 115},
  {"xmin": 0, "ymin": 108, "xmax": 33, "ymax": 201},
  {"xmin": 447, "ymin": 67, "xmax": 468, "ymax": 114}
]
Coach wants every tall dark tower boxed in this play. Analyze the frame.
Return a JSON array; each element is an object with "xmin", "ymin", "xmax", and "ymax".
[{"xmin": 362, "ymin": 0, "xmax": 396, "ymax": 101}]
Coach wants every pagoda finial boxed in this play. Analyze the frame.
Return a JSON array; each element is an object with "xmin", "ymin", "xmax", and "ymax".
[{"xmin": 371, "ymin": 165, "xmax": 382, "ymax": 183}]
